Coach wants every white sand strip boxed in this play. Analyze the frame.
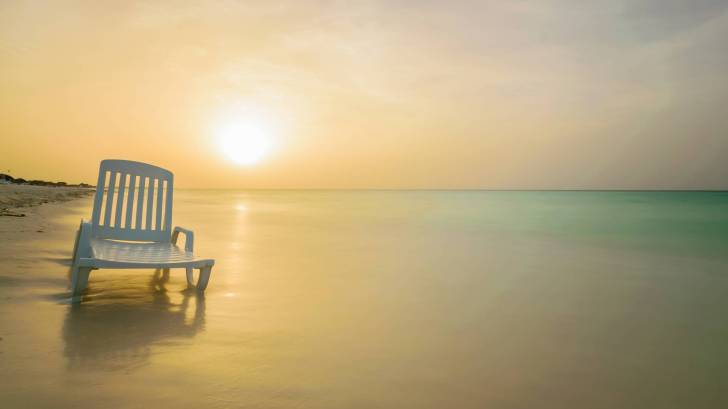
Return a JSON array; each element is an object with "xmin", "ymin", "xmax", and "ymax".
[{"xmin": 0, "ymin": 185, "xmax": 94, "ymax": 216}]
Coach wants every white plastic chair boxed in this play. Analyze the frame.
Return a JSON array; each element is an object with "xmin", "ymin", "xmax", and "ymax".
[{"xmin": 70, "ymin": 160, "xmax": 214, "ymax": 299}]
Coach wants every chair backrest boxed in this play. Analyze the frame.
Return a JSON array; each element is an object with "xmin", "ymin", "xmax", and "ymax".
[{"xmin": 91, "ymin": 159, "xmax": 174, "ymax": 242}]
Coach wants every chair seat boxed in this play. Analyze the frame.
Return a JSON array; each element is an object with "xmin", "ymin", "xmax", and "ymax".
[{"xmin": 78, "ymin": 238, "xmax": 215, "ymax": 269}]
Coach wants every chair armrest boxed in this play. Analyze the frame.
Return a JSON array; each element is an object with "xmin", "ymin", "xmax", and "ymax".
[{"xmin": 171, "ymin": 226, "xmax": 194, "ymax": 252}]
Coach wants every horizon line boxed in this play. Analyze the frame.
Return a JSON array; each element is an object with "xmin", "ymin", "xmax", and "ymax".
[{"xmin": 171, "ymin": 188, "xmax": 728, "ymax": 192}]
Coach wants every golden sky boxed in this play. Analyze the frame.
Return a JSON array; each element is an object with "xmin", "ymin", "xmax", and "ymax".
[{"xmin": 2, "ymin": 1, "xmax": 727, "ymax": 189}]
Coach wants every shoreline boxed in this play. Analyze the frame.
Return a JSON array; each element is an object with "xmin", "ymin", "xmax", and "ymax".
[{"xmin": 0, "ymin": 185, "xmax": 94, "ymax": 217}]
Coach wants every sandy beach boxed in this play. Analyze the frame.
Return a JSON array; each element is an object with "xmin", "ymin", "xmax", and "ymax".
[
  {"xmin": 0, "ymin": 185, "xmax": 94, "ymax": 271},
  {"xmin": 0, "ymin": 185, "xmax": 94, "ymax": 217}
]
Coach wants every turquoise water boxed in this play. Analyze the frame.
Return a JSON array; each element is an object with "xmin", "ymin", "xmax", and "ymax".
[{"xmin": 1, "ymin": 190, "xmax": 727, "ymax": 408}]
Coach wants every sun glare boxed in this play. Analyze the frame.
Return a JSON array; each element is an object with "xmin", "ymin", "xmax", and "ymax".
[{"xmin": 216, "ymin": 119, "xmax": 272, "ymax": 166}]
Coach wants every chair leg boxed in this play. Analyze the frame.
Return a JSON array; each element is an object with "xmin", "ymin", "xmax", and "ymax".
[
  {"xmin": 70, "ymin": 227, "xmax": 81, "ymax": 266},
  {"xmin": 196, "ymin": 266, "xmax": 212, "ymax": 292},
  {"xmin": 71, "ymin": 267, "xmax": 92, "ymax": 298},
  {"xmin": 185, "ymin": 267, "xmax": 194, "ymax": 287},
  {"xmin": 161, "ymin": 268, "xmax": 170, "ymax": 283}
]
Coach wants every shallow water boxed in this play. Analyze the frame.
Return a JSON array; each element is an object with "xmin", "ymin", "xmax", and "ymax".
[{"xmin": 1, "ymin": 190, "xmax": 728, "ymax": 408}]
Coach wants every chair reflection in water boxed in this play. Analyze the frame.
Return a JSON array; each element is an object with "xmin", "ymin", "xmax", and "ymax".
[
  {"xmin": 70, "ymin": 159, "xmax": 215, "ymax": 300},
  {"xmin": 63, "ymin": 270, "xmax": 205, "ymax": 370}
]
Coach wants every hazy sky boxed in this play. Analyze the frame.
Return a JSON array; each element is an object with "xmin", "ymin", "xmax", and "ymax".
[{"xmin": 2, "ymin": 1, "xmax": 727, "ymax": 189}]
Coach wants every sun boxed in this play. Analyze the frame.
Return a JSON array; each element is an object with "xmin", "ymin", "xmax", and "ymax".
[{"xmin": 215, "ymin": 119, "xmax": 272, "ymax": 166}]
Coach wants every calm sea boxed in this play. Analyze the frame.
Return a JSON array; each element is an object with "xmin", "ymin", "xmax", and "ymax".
[{"xmin": 1, "ymin": 190, "xmax": 728, "ymax": 408}]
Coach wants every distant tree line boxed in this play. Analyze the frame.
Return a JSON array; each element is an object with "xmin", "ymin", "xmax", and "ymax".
[{"xmin": 0, "ymin": 173, "xmax": 93, "ymax": 188}]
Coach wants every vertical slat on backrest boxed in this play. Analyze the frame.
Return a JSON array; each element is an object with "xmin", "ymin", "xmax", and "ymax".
[
  {"xmin": 164, "ymin": 178, "xmax": 173, "ymax": 232},
  {"xmin": 103, "ymin": 171, "xmax": 117, "ymax": 227},
  {"xmin": 113, "ymin": 173, "xmax": 127, "ymax": 227},
  {"xmin": 91, "ymin": 170, "xmax": 108, "ymax": 227},
  {"xmin": 155, "ymin": 179, "xmax": 164, "ymax": 230},
  {"xmin": 145, "ymin": 178, "xmax": 155, "ymax": 230},
  {"xmin": 135, "ymin": 177, "xmax": 146, "ymax": 230},
  {"xmin": 125, "ymin": 174, "xmax": 136, "ymax": 228}
]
